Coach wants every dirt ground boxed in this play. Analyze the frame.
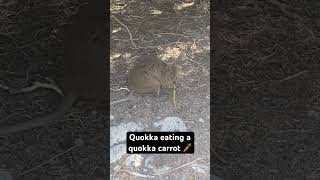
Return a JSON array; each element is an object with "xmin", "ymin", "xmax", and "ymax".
[
  {"xmin": 213, "ymin": 1, "xmax": 320, "ymax": 180},
  {"xmin": 0, "ymin": 0, "xmax": 210, "ymax": 180},
  {"xmin": 0, "ymin": 0, "xmax": 318, "ymax": 179},
  {"xmin": 110, "ymin": 0, "xmax": 210, "ymax": 179},
  {"xmin": 0, "ymin": 0, "xmax": 108, "ymax": 180}
]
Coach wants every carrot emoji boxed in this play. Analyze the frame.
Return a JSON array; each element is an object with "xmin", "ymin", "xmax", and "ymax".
[{"xmin": 183, "ymin": 143, "xmax": 192, "ymax": 153}]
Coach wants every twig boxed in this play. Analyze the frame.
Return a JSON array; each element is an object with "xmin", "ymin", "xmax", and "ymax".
[
  {"xmin": 111, "ymin": 154, "xmax": 130, "ymax": 179},
  {"xmin": 151, "ymin": 158, "xmax": 201, "ymax": 176},
  {"xmin": 257, "ymin": 49, "xmax": 277, "ymax": 66},
  {"xmin": 135, "ymin": 41, "xmax": 192, "ymax": 49},
  {"xmin": 212, "ymin": 148, "xmax": 227, "ymax": 163},
  {"xmin": 268, "ymin": 0, "xmax": 302, "ymax": 21},
  {"xmin": 119, "ymin": 158, "xmax": 201, "ymax": 178},
  {"xmin": 10, "ymin": 81, "xmax": 63, "ymax": 96},
  {"xmin": 110, "ymin": 87, "xmax": 129, "ymax": 92},
  {"xmin": 110, "ymin": 91, "xmax": 134, "ymax": 105},
  {"xmin": 120, "ymin": 170, "xmax": 155, "ymax": 178},
  {"xmin": 110, "ymin": 97, "xmax": 131, "ymax": 105},
  {"xmin": 279, "ymin": 70, "xmax": 308, "ymax": 82},
  {"xmin": 158, "ymin": 32, "xmax": 188, "ymax": 38},
  {"xmin": 18, "ymin": 140, "xmax": 83, "ymax": 176},
  {"xmin": 186, "ymin": 57, "xmax": 205, "ymax": 68},
  {"xmin": 0, "ymin": 83, "xmax": 10, "ymax": 91},
  {"xmin": 111, "ymin": 15, "xmax": 137, "ymax": 48}
]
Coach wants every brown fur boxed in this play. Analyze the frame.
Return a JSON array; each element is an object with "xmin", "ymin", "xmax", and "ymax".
[{"xmin": 128, "ymin": 56, "xmax": 177, "ymax": 96}]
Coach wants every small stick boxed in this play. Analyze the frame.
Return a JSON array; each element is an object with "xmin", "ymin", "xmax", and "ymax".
[
  {"xmin": 0, "ymin": 83, "xmax": 10, "ymax": 91},
  {"xmin": 119, "ymin": 158, "xmax": 201, "ymax": 178},
  {"xmin": 110, "ymin": 87, "xmax": 129, "ymax": 92},
  {"xmin": 151, "ymin": 158, "xmax": 201, "ymax": 176},
  {"xmin": 120, "ymin": 170, "xmax": 155, "ymax": 178},
  {"xmin": 110, "ymin": 92, "xmax": 134, "ymax": 105},
  {"xmin": 268, "ymin": 0, "xmax": 303, "ymax": 21},
  {"xmin": 279, "ymin": 70, "xmax": 308, "ymax": 82},
  {"xmin": 110, "ymin": 97, "xmax": 131, "ymax": 105},
  {"xmin": 9, "ymin": 81, "xmax": 64, "ymax": 96},
  {"xmin": 111, "ymin": 15, "xmax": 137, "ymax": 48},
  {"xmin": 18, "ymin": 139, "xmax": 83, "ymax": 176}
]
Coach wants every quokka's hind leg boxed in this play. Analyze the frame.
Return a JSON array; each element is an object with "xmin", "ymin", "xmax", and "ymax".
[{"xmin": 153, "ymin": 81, "xmax": 161, "ymax": 97}]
